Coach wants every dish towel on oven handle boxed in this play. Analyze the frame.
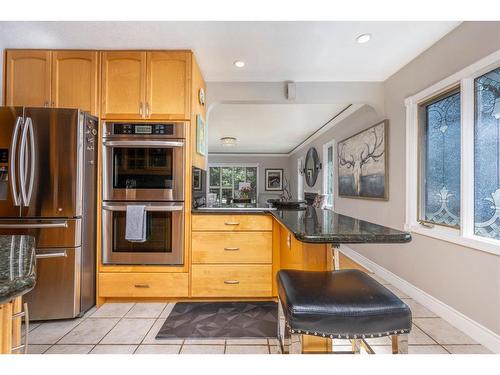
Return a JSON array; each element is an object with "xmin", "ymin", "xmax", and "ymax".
[{"xmin": 125, "ymin": 205, "xmax": 147, "ymax": 242}]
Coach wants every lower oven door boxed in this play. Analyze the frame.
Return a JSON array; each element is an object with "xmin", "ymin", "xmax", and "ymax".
[{"xmin": 102, "ymin": 202, "xmax": 184, "ymax": 265}]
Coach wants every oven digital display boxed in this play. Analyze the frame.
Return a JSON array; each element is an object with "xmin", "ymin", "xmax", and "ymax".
[{"xmin": 135, "ymin": 125, "xmax": 152, "ymax": 134}]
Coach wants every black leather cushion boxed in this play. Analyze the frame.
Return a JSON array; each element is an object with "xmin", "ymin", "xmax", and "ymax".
[{"xmin": 277, "ymin": 269, "xmax": 411, "ymax": 338}]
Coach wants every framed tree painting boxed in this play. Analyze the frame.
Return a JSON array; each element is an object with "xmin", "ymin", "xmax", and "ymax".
[
  {"xmin": 265, "ymin": 169, "xmax": 284, "ymax": 191},
  {"xmin": 337, "ymin": 120, "xmax": 389, "ymax": 200}
]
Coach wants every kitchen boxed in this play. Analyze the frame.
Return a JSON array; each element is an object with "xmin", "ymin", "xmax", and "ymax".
[{"xmin": 0, "ymin": 5, "xmax": 499, "ymax": 372}]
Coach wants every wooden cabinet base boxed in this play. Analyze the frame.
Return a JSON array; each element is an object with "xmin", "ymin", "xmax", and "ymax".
[{"xmin": 98, "ymin": 272, "xmax": 189, "ymax": 298}]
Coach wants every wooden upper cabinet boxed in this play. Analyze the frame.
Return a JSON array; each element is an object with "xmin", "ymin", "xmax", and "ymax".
[
  {"xmin": 101, "ymin": 51, "xmax": 146, "ymax": 119},
  {"xmin": 52, "ymin": 51, "xmax": 99, "ymax": 115},
  {"xmin": 5, "ymin": 50, "xmax": 51, "ymax": 107},
  {"xmin": 146, "ymin": 51, "xmax": 191, "ymax": 120}
]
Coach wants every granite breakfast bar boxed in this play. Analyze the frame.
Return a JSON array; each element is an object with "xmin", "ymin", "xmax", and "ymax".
[
  {"xmin": 0, "ymin": 235, "xmax": 36, "ymax": 354},
  {"xmin": 192, "ymin": 205, "xmax": 411, "ymax": 353}
]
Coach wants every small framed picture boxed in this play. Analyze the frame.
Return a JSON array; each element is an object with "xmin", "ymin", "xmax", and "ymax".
[
  {"xmin": 193, "ymin": 169, "xmax": 202, "ymax": 191},
  {"xmin": 196, "ymin": 114, "xmax": 207, "ymax": 156},
  {"xmin": 265, "ymin": 169, "xmax": 284, "ymax": 191}
]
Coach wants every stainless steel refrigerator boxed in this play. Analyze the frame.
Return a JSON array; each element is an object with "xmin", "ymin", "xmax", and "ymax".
[{"xmin": 0, "ymin": 107, "xmax": 98, "ymax": 320}]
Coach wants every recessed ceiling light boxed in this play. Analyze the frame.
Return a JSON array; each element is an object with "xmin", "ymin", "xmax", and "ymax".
[
  {"xmin": 233, "ymin": 60, "xmax": 245, "ymax": 68},
  {"xmin": 356, "ymin": 33, "xmax": 371, "ymax": 44},
  {"xmin": 221, "ymin": 137, "xmax": 237, "ymax": 146}
]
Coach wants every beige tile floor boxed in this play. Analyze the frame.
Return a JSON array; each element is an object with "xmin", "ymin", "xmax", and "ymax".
[{"xmin": 25, "ymin": 276, "xmax": 493, "ymax": 355}]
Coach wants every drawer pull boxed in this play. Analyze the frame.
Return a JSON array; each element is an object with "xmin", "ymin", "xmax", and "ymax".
[
  {"xmin": 134, "ymin": 284, "xmax": 150, "ymax": 288},
  {"xmin": 224, "ymin": 222, "xmax": 240, "ymax": 226},
  {"xmin": 224, "ymin": 280, "xmax": 240, "ymax": 285},
  {"xmin": 224, "ymin": 247, "xmax": 240, "ymax": 251}
]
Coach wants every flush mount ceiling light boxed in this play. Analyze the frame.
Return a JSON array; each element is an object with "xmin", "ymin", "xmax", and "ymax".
[
  {"xmin": 220, "ymin": 137, "xmax": 237, "ymax": 146},
  {"xmin": 356, "ymin": 33, "xmax": 371, "ymax": 44},
  {"xmin": 233, "ymin": 60, "xmax": 245, "ymax": 68}
]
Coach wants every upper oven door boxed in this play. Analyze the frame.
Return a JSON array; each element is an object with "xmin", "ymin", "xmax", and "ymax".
[{"xmin": 102, "ymin": 139, "xmax": 185, "ymax": 201}]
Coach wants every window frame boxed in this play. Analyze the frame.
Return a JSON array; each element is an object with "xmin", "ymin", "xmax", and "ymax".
[
  {"xmin": 207, "ymin": 163, "xmax": 259, "ymax": 203},
  {"xmin": 417, "ymin": 86, "xmax": 462, "ymax": 229},
  {"xmin": 322, "ymin": 140, "xmax": 335, "ymax": 210},
  {"xmin": 405, "ymin": 48, "xmax": 500, "ymax": 256}
]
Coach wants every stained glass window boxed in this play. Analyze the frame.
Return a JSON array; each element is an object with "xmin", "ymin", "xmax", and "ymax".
[
  {"xmin": 474, "ymin": 67, "xmax": 500, "ymax": 240},
  {"xmin": 420, "ymin": 91, "xmax": 461, "ymax": 227}
]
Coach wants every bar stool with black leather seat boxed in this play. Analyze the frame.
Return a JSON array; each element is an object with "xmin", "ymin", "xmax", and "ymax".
[{"xmin": 277, "ymin": 269, "xmax": 412, "ymax": 354}]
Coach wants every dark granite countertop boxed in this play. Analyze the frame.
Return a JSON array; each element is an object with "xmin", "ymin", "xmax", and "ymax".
[
  {"xmin": 270, "ymin": 207, "xmax": 411, "ymax": 244},
  {"xmin": 0, "ymin": 235, "xmax": 36, "ymax": 305},
  {"xmin": 193, "ymin": 205, "xmax": 411, "ymax": 244},
  {"xmin": 192, "ymin": 203, "xmax": 276, "ymax": 213}
]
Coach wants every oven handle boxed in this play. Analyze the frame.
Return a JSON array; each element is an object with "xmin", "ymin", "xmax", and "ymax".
[
  {"xmin": 102, "ymin": 140, "xmax": 184, "ymax": 148},
  {"xmin": 102, "ymin": 204, "xmax": 184, "ymax": 212}
]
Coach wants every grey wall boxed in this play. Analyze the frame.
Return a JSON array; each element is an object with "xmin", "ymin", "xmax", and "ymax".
[
  {"xmin": 289, "ymin": 21, "xmax": 500, "ymax": 335},
  {"xmin": 207, "ymin": 154, "xmax": 290, "ymax": 204}
]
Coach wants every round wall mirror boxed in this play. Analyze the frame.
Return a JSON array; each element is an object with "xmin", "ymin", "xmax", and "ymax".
[{"xmin": 304, "ymin": 147, "xmax": 321, "ymax": 187}]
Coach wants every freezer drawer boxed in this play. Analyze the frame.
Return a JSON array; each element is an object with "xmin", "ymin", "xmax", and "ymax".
[
  {"xmin": 24, "ymin": 247, "xmax": 81, "ymax": 321},
  {"xmin": 0, "ymin": 218, "xmax": 82, "ymax": 248}
]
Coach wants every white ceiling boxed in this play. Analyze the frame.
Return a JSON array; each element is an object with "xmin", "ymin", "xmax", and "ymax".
[
  {"xmin": 0, "ymin": 21, "xmax": 460, "ymax": 81},
  {"xmin": 208, "ymin": 103, "xmax": 349, "ymax": 153}
]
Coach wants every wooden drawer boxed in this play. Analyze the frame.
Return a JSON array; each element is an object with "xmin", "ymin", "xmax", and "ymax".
[
  {"xmin": 192, "ymin": 232, "xmax": 272, "ymax": 264},
  {"xmin": 191, "ymin": 265, "xmax": 272, "ymax": 297},
  {"xmin": 192, "ymin": 214, "xmax": 272, "ymax": 232},
  {"xmin": 99, "ymin": 272, "xmax": 188, "ymax": 298}
]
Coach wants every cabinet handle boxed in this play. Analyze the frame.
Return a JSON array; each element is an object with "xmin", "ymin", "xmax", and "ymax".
[
  {"xmin": 139, "ymin": 102, "xmax": 144, "ymax": 118},
  {"xmin": 224, "ymin": 280, "xmax": 240, "ymax": 285},
  {"xmin": 134, "ymin": 284, "xmax": 150, "ymax": 288},
  {"xmin": 224, "ymin": 247, "xmax": 240, "ymax": 251},
  {"xmin": 11, "ymin": 302, "xmax": 29, "ymax": 354},
  {"xmin": 43, "ymin": 101, "xmax": 49, "ymax": 108},
  {"xmin": 224, "ymin": 222, "xmax": 240, "ymax": 226},
  {"xmin": 146, "ymin": 103, "xmax": 150, "ymax": 118}
]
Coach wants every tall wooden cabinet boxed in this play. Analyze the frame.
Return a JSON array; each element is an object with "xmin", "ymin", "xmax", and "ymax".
[
  {"xmin": 4, "ymin": 50, "xmax": 99, "ymax": 116},
  {"xmin": 101, "ymin": 51, "xmax": 191, "ymax": 120}
]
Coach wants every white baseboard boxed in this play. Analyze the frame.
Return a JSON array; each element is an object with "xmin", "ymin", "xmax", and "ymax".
[{"xmin": 339, "ymin": 245, "xmax": 500, "ymax": 354}]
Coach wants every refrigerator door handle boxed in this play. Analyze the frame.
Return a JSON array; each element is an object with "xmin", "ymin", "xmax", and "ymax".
[
  {"xmin": 25, "ymin": 118, "xmax": 35, "ymax": 206},
  {"xmin": 9, "ymin": 116, "xmax": 23, "ymax": 206},
  {"xmin": 0, "ymin": 220, "xmax": 68, "ymax": 229},
  {"xmin": 35, "ymin": 250, "xmax": 68, "ymax": 259},
  {"xmin": 19, "ymin": 118, "xmax": 29, "ymax": 207}
]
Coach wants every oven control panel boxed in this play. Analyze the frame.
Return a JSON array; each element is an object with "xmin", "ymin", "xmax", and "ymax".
[{"xmin": 113, "ymin": 123, "xmax": 174, "ymax": 136}]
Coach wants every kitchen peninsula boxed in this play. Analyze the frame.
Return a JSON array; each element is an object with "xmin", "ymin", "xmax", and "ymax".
[{"xmin": 191, "ymin": 205, "xmax": 411, "ymax": 352}]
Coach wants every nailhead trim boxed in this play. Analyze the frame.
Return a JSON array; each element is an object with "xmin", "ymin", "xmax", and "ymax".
[
  {"xmin": 285, "ymin": 326, "xmax": 411, "ymax": 339},
  {"xmin": 283, "ymin": 315, "xmax": 410, "ymax": 338}
]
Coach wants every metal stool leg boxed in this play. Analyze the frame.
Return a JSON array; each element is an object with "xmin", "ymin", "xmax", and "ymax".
[
  {"xmin": 351, "ymin": 339, "xmax": 361, "ymax": 354},
  {"xmin": 277, "ymin": 298, "xmax": 302, "ymax": 354},
  {"xmin": 392, "ymin": 334, "xmax": 408, "ymax": 354},
  {"xmin": 289, "ymin": 333, "xmax": 302, "ymax": 354}
]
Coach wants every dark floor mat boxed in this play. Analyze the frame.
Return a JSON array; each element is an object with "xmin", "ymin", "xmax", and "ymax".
[{"xmin": 156, "ymin": 301, "xmax": 278, "ymax": 339}]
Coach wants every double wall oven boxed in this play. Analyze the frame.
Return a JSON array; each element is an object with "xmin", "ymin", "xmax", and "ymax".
[{"xmin": 102, "ymin": 122, "xmax": 185, "ymax": 265}]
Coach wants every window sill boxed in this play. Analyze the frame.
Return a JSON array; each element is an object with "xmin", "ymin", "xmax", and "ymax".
[{"xmin": 408, "ymin": 224, "xmax": 500, "ymax": 257}]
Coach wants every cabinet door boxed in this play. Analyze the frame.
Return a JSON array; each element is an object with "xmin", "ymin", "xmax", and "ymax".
[
  {"xmin": 52, "ymin": 51, "xmax": 99, "ymax": 115},
  {"xmin": 146, "ymin": 51, "xmax": 191, "ymax": 120},
  {"xmin": 101, "ymin": 51, "xmax": 146, "ymax": 119},
  {"xmin": 5, "ymin": 50, "xmax": 51, "ymax": 107}
]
